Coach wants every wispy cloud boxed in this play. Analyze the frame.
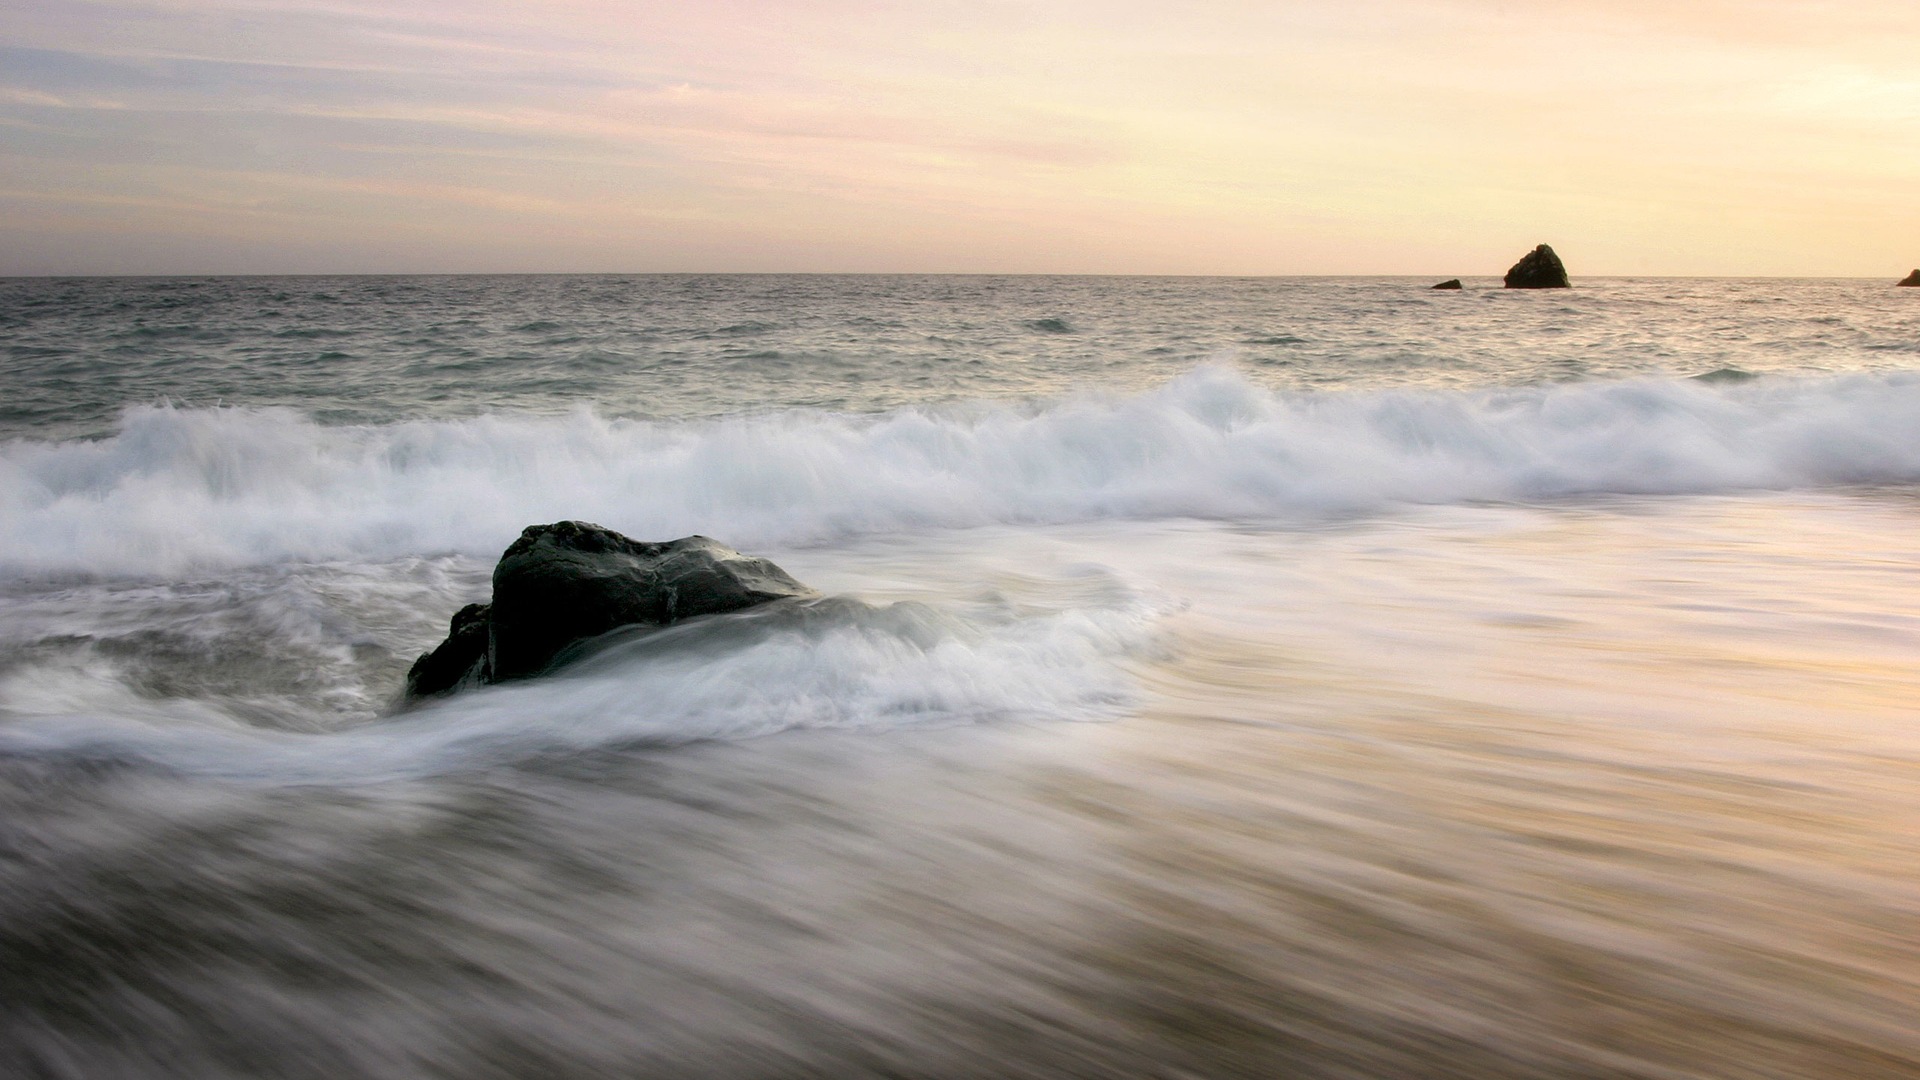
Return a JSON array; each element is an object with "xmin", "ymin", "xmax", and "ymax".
[{"xmin": 3, "ymin": 0, "xmax": 1918, "ymax": 273}]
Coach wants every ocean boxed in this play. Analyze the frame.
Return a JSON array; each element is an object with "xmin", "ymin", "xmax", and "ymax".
[{"xmin": 2, "ymin": 274, "xmax": 1918, "ymax": 1078}]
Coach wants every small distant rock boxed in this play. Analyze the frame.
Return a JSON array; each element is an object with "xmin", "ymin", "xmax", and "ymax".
[
  {"xmin": 1504, "ymin": 245, "xmax": 1570, "ymax": 289},
  {"xmin": 1431, "ymin": 279, "xmax": 1463, "ymax": 290},
  {"xmin": 1691, "ymin": 367, "xmax": 1757, "ymax": 384},
  {"xmin": 1899, "ymin": 269, "xmax": 1920, "ymax": 287},
  {"xmin": 405, "ymin": 522, "xmax": 817, "ymax": 702}
]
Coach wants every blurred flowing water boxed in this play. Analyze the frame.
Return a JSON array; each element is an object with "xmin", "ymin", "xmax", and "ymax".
[{"xmin": 2, "ymin": 275, "xmax": 1918, "ymax": 1078}]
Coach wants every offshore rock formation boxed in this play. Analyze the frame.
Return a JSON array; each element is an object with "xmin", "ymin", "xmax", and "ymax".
[
  {"xmin": 1691, "ymin": 367, "xmax": 1757, "ymax": 384},
  {"xmin": 405, "ymin": 522, "xmax": 817, "ymax": 701},
  {"xmin": 1899, "ymin": 269, "xmax": 1920, "ymax": 286},
  {"xmin": 1431, "ymin": 279, "xmax": 1463, "ymax": 290},
  {"xmin": 1503, "ymin": 245, "xmax": 1570, "ymax": 289}
]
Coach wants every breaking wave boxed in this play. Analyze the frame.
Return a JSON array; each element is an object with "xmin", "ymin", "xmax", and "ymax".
[{"xmin": 6, "ymin": 366, "xmax": 1920, "ymax": 578}]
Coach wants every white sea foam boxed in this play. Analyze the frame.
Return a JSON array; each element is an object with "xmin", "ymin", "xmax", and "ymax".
[
  {"xmin": 0, "ymin": 590, "xmax": 1159, "ymax": 783},
  {"xmin": 5, "ymin": 366, "xmax": 1920, "ymax": 578}
]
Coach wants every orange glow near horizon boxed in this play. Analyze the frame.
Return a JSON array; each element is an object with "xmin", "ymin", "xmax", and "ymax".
[{"xmin": 2, "ymin": 0, "xmax": 1917, "ymax": 275}]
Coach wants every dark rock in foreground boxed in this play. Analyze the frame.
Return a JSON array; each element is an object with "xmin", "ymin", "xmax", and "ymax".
[
  {"xmin": 1431, "ymin": 279, "xmax": 1463, "ymax": 290},
  {"xmin": 1503, "ymin": 245, "xmax": 1570, "ymax": 289},
  {"xmin": 405, "ymin": 522, "xmax": 817, "ymax": 701},
  {"xmin": 1899, "ymin": 269, "xmax": 1920, "ymax": 286},
  {"xmin": 406, "ymin": 602, "xmax": 492, "ymax": 699}
]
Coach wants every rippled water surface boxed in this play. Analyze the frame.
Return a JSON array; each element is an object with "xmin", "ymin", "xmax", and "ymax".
[
  {"xmin": 5, "ymin": 275, "xmax": 1917, "ymax": 439},
  {"xmin": 2, "ymin": 276, "xmax": 1918, "ymax": 1078}
]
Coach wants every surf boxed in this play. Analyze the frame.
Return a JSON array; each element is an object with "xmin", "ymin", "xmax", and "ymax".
[{"xmin": 6, "ymin": 365, "xmax": 1920, "ymax": 579}]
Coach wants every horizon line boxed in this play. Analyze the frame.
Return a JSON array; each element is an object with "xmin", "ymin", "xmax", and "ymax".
[{"xmin": 4, "ymin": 271, "xmax": 1916, "ymax": 282}]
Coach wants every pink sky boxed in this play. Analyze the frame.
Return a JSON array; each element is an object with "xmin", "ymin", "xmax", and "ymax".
[{"xmin": 3, "ymin": 0, "xmax": 1917, "ymax": 275}]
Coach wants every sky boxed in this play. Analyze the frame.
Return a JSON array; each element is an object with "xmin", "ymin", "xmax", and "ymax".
[{"xmin": 3, "ymin": 0, "xmax": 1918, "ymax": 276}]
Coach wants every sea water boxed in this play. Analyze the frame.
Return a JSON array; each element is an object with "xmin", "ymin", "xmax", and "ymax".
[{"xmin": 2, "ymin": 275, "xmax": 1917, "ymax": 1078}]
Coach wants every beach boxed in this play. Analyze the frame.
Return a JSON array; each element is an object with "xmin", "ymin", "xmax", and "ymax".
[{"xmin": 2, "ymin": 274, "xmax": 1918, "ymax": 1077}]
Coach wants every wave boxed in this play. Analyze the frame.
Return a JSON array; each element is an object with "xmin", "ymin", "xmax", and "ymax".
[
  {"xmin": 0, "ymin": 589, "xmax": 1158, "ymax": 784},
  {"xmin": 5, "ymin": 366, "xmax": 1920, "ymax": 577}
]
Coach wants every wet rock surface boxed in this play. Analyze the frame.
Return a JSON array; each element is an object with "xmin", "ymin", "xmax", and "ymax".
[
  {"xmin": 405, "ymin": 522, "xmax": 816, "ymax": 701},
  {"xmin": 404, "ymin": 602, "xmax": 492, "ymax": 699}
]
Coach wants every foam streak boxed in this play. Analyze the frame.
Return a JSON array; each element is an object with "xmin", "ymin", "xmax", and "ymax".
[{"xmin": 5, "ymin": 368, "xmax": 1920, "ymax": 578}]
